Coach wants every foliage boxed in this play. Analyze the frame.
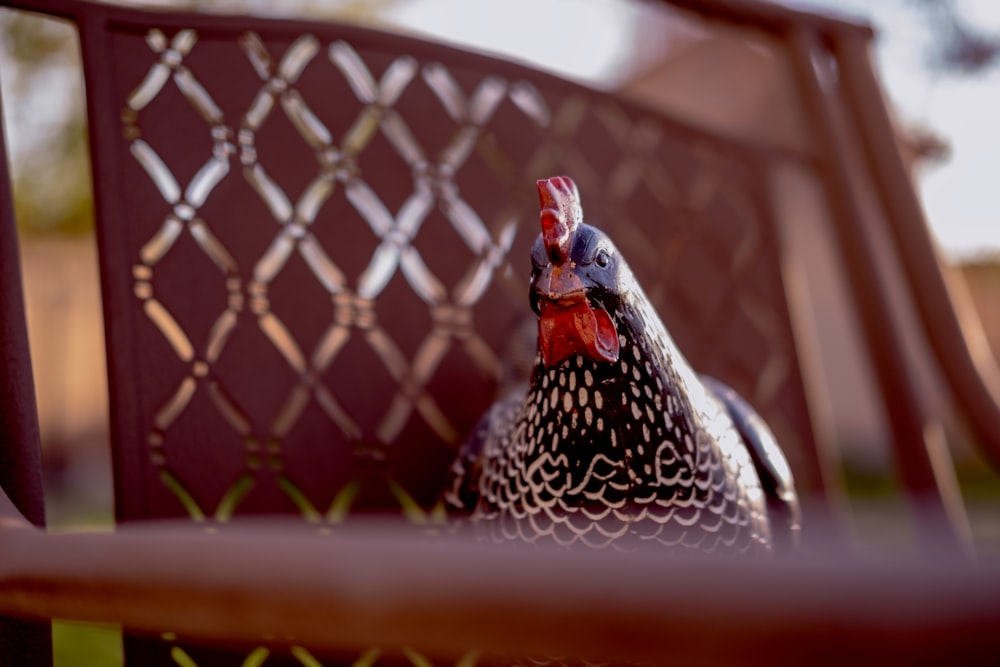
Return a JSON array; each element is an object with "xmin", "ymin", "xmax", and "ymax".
[
  {"xmin": 52, "ymin": 620, "xmax": 122, "ymax": 667},
  {"xmin": 908, "ymin": 0, "xmax": 1000, "ymax": 74},
  {"xmin": 1, "ymin": 9, "xmax": 93, "ymax": 235}
]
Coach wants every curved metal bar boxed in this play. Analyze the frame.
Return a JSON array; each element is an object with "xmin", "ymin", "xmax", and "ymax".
[
  {"xmin": 0, "ymin": 66, "xmax": 53, "ymax": 667},
  {"xmin": 783, "ymin": 27, "xmax": 972, "ymax": 557},
  {"xmin": 0, "ymin": 76, "xmax": 46, "ymax": 531},
  {"xmin": 0, "ymin": 0, "xmax": 874, "ymax": 37},
  {"xmin": 834, "ymin": 35, "xmax": 1000, "ymax": 472},
  {"xmin": 658, "ymin": 0, "xmax": 873, "ymax": 39},
  {"xmin": 0, "ymin": 511, "xmax": 999, "ymax": 665}
]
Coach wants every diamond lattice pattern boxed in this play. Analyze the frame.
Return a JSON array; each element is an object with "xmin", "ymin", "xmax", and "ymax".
[{"xmin": 111, "ymin": 27, "xmax": 813, "ymax": 523}]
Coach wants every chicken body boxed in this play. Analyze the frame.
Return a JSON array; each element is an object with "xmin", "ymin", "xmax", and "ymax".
[{"xmin": 445, "ymin": 176, "xmax": 797, "ymax": 554}]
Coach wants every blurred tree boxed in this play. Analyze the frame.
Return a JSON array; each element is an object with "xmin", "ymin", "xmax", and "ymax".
[
  {"xmin": 909, "ymin": 0, "xmax": 1000, "ymax": 74},
  {"xmin": 1, "ymin": 8, "xmax": 92, "ymax": 235}
]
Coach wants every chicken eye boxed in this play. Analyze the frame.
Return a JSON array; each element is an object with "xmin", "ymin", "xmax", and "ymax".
[
  {"xmin": 595, "ymin": 248, "xmax": 611, "ymax": 268},
  {"xmin": 531, "ymin": 241, "xmax": 549, "ymax": 271}
]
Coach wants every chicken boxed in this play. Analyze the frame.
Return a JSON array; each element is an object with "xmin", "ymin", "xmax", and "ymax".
[{"xmin": 445, "ymin": 176, "xmax": 800, "ymax": 554}]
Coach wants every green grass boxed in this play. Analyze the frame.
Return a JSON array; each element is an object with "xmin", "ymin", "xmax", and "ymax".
[{"xmin": 52, "ymin": 620, "xmax": 122, "ymax": 667}]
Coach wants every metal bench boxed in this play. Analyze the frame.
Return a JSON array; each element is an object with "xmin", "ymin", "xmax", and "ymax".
[{"xmin": 2, "ymin": 0, "xmax": 999, "ymax": 664}]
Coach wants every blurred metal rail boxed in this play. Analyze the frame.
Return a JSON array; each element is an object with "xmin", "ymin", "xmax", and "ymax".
[{"xmin": 2, "ymin": 491, "xmax": 1000, "ymax": 666}]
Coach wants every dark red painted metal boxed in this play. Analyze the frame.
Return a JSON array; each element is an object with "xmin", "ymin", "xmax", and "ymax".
[
  {"xmin": 0, "ymin": 76, "xmax": 54, "ymax": 667},
  {"xmin": 6, "ymin": 0, "xmax": 821, "ymax": 522},
  {"xmin": 834, "ymin": 35, "xmax": 1000, "ymax": 472},
  {"xmin": 0, "ymin": 512, "xmax": 997, "ymax": 667},
  {"xmin": 0, "ymin": 3, "xmax": 822, "ymax": 662},
  {"xmin": 784, "ymin": 26, "xmax": 970, "ymax": 557},
  {"xmin": 3, "ymin": 0, "xmax": 995, "ymax": 663}
]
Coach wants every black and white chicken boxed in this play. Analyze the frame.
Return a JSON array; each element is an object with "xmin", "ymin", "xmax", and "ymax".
[{"xmin": 445, "ymin": 176, "xmax": 799, "ymax": 555}]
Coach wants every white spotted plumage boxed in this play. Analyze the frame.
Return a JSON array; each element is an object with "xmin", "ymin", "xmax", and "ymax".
[
  {"xmin": 444, "ymin": 283, "xmax": 773, "ymax": 554},
  {"xmin": 443, "ymin": 181, "xmax": 791, "ymax": 555}
]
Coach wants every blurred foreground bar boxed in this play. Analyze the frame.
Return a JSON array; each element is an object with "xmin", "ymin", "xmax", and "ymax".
[{"xmin": 1, "ymin": 511, "xmax": 997, "ymax": 665}]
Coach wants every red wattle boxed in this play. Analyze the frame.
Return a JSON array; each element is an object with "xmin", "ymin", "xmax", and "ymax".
[{"xmin": 538, "ymin": 299, "xmax": 620, "ymax": 368}]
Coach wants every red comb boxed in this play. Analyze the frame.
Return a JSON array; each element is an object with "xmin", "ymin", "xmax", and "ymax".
[{"xmin": 537, "ymin": 176, "xmax": 581, "ymax": 264}]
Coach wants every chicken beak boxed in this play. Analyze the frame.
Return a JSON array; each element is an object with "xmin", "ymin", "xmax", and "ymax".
[
  {"xmin": 535, "ymin": 265, "xmax": 620, "ymax": 368},
  {"xmin": 534, "ymin": 263, "xmax": 584, "ymax": 300}
]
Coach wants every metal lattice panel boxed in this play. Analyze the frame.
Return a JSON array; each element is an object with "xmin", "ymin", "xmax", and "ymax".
[{"xmin": 99, "ymin": 24, "xmax": 816, "ymax": 526}]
